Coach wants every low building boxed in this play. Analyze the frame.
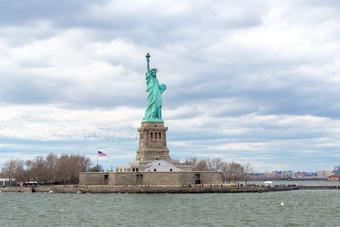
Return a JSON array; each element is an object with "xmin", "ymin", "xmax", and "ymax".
[
  {"xmin": 328, "ymin": 175, "xmax": 340, "ymax": 181},
  {"xmin": 317, "ymin": 170, "xmax": 333, "ymax": 178},
  {"xmin": 0, "ymin": 178, "xmax": 16, "ymax": 186},
  {"xmin": 23, "ymin": 181, "xmax": 38, "ymax": 186},
  {"xmin": 264, "ymin": 171, "xmax": 281, "ymax": 179}
]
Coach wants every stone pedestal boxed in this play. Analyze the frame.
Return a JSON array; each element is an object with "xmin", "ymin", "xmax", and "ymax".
[{"xmin": 136, "ymin": 122, "xmax": 170, "ymax": 161}]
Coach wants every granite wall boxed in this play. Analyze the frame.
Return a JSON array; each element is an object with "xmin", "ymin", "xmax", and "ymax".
[{"xmin": 79, "ymin": 171, "xmax": 223, "ymax": 186}]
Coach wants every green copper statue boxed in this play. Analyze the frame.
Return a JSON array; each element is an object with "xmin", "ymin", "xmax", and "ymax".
[{"xmin": 142, "ymin": 52, "xmax": 167, "ymax": 122}]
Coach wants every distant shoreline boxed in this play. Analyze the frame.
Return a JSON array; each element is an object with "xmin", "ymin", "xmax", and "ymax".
[{"xmin": 248, "ymin": 179, "xmax": 328, "ymax": 181}]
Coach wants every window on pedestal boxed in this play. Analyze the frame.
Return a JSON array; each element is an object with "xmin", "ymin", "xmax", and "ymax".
[
  {"xmin": 155, "ymin": 133, "xmax": 157, "ymax": 139},
  {"xmin": 159, "ymin": 133, "xmax": 161, "ymax": 139},
  {"xmin": 150, "ymin": 132, "xmax": 153, "ymax": 139}
]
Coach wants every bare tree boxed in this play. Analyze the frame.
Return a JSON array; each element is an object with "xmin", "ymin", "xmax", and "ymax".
[
  {"xmin": 22, "ymin": 160, "xmax": 33, "ymax": 185},
  {"xmin": 211, "ymin": 158, "xmax": 224, "ymax": 172},
  {"xmin": 1, "ymin": 153, "xmax": 93, "ymax": 185},
  {"xmin": 31, "ymin": 156, "xmax": 48, "ymax": 184},
  {"xmin": 46, "ymin": 153, "xmax": 58, "ymax": 185},
  {"xmin": 54, "ymin": 154, "xmax": 91, "ymax": 184},
  {"xmin": 222, "ymin": 162, "xmax": 233, "ymax": 183},
  {"xmin": 242, "ymin": 162, "xmax": 253, "ymax": 185},
  {"xmin": 195, "ymin": 159, "xmax": 210, "ymax": 171},
  {"xmin": 228, "ymin": 162, "xmax": 244, "ymax": 183},
  {"xmin": 183, "ymin": 157, "xmax": 250, "ymax": 184},
  {"xmin": 55, "ymin": 154, "xmax": 70, "ymax": 184},
  {"xmin": 1, "ymin": 159, "xmax": 23, "ymax": 185},
  {"xmin": 88, "ymin": 164, "xmax": 104, "ymax": 172},
  {"xmin": 184, "ymin": 157, "xmax": 221, "ymax": 171},
  {"xmin": 68, "ymin": 154, "xmax": 91, "ymax": 183},
  {"xmin": 183, "ymin": 157, "xmax": 198, "ymax": 170}
]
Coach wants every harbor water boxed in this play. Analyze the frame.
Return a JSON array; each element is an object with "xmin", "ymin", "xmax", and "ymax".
[{"xmin": 1, "ymin": 183, "xmax": 340, "ymax": 226}]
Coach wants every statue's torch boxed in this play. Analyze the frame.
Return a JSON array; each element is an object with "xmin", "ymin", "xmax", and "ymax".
[{"xmin": 146, "ymin": 52, "xmax": 150, "ymax": 71}]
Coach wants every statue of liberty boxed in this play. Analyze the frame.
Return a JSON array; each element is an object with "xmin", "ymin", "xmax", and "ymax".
[{"xmin": 143, "ymin": 52, "xmax": 167, "ymax": 122}]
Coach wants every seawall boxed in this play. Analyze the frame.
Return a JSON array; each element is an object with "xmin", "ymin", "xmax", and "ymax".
[
  {"xmin": 0, "ymin": 185, "xmax": 297, "ymax": 193},
  {"xmin": 1, "ymin": 185, "xmax": 339, "ymax": 193}
]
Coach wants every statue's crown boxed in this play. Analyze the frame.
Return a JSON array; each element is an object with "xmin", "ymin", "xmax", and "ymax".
[{"xmin": 151, "ymin": 67, "xmax": 158, "ymax": 73}]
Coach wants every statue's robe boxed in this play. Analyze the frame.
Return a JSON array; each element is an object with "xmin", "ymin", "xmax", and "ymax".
[{"xmin": 143, "ymin": 71, "xmax": 165, "ymax": 122}]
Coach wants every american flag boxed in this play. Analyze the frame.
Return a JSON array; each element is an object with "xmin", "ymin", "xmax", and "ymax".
[{"xmin": 98, "ymin": 151, "xmax": 107, "ymax": 156}]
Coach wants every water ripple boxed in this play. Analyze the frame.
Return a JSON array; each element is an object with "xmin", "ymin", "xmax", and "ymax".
[{"xmin": 0, "ymin": 190, "xmax": 340, "ymax": 226}]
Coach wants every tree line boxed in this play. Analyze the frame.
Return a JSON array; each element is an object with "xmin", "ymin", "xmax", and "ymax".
[
  {"xmin": 183, "ymin": 157, "xmax": 253, "ymax": 183},
  {"xmin": 1, "ymin": 154, "xmax": 252, "ymax": 185},
  {"xmin": 0, "ymin": 153, "xmax": 94, "ymax": 185}
]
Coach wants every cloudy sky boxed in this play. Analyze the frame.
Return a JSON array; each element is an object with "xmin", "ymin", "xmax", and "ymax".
[{"xmin": 0, "ymin": 0, "xmax": 339, "ymax": 172}]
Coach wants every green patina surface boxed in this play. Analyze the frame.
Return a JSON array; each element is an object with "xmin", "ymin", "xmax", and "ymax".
[{"xmin": 142, "ymin": 52, "xmax": 167, "ymax": 122}]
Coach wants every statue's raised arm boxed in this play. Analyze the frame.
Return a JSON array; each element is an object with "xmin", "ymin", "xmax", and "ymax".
[
  {"xmin": 146, "ymin": 52, "xmax": 151, "ymax": 74},
  {"xmin": 142, "ymin": 52, "xmax": 166, "ymax": 122}
]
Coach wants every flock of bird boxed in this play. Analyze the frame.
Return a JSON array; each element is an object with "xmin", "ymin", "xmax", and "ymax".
[{"xmin": 0, "ymin": 116, "xmax": 139, "ymax": 144}]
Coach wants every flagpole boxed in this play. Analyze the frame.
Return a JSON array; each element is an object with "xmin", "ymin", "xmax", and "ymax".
[{"xmin": 97, "ymin": 151, "xmax": 98, "ymax": 171}]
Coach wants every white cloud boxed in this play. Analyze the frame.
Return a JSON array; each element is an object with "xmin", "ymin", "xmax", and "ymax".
[{"xmin": 0, "ymin": 0, "xmax": 339, "ymax": 171}]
